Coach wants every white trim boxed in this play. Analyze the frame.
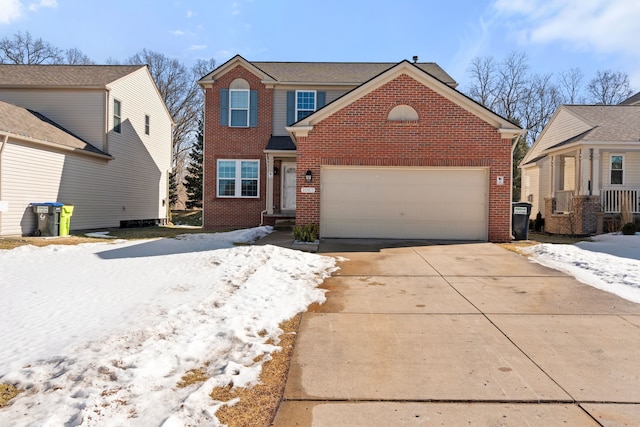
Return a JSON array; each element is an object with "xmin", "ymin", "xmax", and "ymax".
[
  {"xmin": 295, "ymin": 90, "xmax": 316, "ymax": 122},
  {"xmin": 229, "ymin": 89, "xmax": 250, "ymax": 128}
]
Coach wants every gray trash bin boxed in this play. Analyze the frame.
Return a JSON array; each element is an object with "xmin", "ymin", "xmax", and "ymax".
[
  {"xmin": 31, "ymin": 202, "xmax": 63, "ymax": 236},
  {"xmin": 512, "ymin": 202, "xmax": 532, "ymax": 240}
]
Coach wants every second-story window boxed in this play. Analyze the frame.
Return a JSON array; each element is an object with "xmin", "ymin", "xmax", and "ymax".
[
  {"xmin": 113, "ymin": 99, "xmax": 122, "ymax": 133},
  {"xmin": 230, "ymin": 89, "xmax": 250, "ymax": 127},
  {"xmin": 296, "ymin": 90, "xmax": 316, "ymax": 121}
]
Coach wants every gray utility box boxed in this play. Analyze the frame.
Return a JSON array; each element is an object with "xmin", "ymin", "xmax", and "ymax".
[{"xmin": 32, "ymin": 202, "xmax": 63, "ymax": 236}]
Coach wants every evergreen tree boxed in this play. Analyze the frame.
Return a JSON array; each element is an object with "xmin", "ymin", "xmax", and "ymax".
[
  {"xmin": 184, "ymin": 120, "xmax": 203, "ymax": 209},
  {"xmin": 168, "ymin": 170, "xmax": 179, "ymax": 208}
]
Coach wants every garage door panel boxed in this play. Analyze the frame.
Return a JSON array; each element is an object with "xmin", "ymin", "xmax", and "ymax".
[{"xmin": 320, "ymin": 167, "xmax": 488, "ymax": 240}]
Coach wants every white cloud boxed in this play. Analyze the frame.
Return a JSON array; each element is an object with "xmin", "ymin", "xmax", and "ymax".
[
  {"xmin": 170, "ymin": 29, "xmax": 185, "ymax": 36},
  {"xmin": 186, "ymin": 9, "xmax": 193, "ymax": 18},
  {"xmin": 188, "ymin": 44, "xmax": 207, "ymax": 51},
  {"xmin": 492, "ymin": 0, "xmax": 640, "ymax": 57},
  {"xmin": 0, "ymin": 0, "xmax": 23, "ymax": 23},
  {"xmin": 231, "ymin": 1, "xmax": 240, "ymax": 15},
  {"xmin": 28, "ymin": 0, "xmax": 56, "ymax": 12}
]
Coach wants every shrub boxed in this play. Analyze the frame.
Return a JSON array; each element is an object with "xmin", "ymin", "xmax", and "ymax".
[
  {"xmin": 533, "ymin": 212, "xmax": 545, "ymax": 232},
  {"xmin": 621, "ymin": 222, "xmax": 637, "ymax": 235},
  {"xmin": 293, "ymin": 223, "xmax": 319, "ymax": 242}
]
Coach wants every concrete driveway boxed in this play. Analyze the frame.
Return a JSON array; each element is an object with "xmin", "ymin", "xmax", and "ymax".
[{"xmin": 272, "ymin": 240, "xmax": 640, "ymax": 426}]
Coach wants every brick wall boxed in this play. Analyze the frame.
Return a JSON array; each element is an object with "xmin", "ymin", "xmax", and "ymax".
[
  {"xmin": 296, "ymin": 73, "xmax": 513, "ymax": 242},
  {"xmin": 202, "ymin": 65, "xmax": 273, "ymax": 229},
  {"xmin": 545, "ymin": 196, "xmax": 600, "ymax": 235}
]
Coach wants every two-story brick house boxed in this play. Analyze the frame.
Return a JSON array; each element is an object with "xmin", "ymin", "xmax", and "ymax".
[{"xmin": 198, "ymin": 55, "xmax": 522, "ymax": 242}]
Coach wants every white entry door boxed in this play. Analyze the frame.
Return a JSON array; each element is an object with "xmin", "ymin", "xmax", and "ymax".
[{"xmin": 281, "ymin": 162, "xmax": 296, "ymax": 211}]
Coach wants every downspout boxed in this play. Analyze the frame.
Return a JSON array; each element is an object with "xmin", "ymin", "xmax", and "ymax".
[
  {"xmin": 0, "ymin": 134, "xmax": 8, "ymax": 232},
  {"xmin": 260, "ymin": 152, "xmax": 268, "ymax": 226}
]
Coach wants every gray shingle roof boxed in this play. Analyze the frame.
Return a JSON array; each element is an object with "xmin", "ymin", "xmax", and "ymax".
[
  {"xmin": 620, "ymin": 91, "xmax": 640, "ymax": 105},
  {"xmin": 562, "ymin": 105, "xmax": 640, "ymax": 142},
  {"xmin": 0, "ymin": 64, "xmax": 145, "ymax": 88},
  {"xmin": 252, "ymin": 61, "xmax": 456, "ymax": 86},
  {"xmin": 0, "ymin": 100, "xmax": 109, "ymax": 156}
]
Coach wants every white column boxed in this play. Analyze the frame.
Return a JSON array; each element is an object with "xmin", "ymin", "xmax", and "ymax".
[
  {"xmin": 550, "ymin": 155, "xmax": 556, "ymax": 196},
  {"xmin": 266, "ymin": 154, "xmax": 274, "ymax": 215},
  {"xmin": 580, "ymin": 149, "xmax": 590, "ymax": 196},
  {"xmin": 592, "ymin": 149, "xmax": 600, "ymax": 196}
]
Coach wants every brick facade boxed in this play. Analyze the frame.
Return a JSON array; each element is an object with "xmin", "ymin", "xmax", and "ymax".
[
  {"xmin": 202, "ymin": 61, "xmax": 517, "ymax": 242},
  {"xmin": 296, "ymin": 74, "xmax": 513, "ymax": 242},
  {"xmin": 202, "ymin": 65, "xmax": 273, "ymax": 229},
  {"xmin": 544, "ymin": 196, "xmax": 601, "ymax": 235}
]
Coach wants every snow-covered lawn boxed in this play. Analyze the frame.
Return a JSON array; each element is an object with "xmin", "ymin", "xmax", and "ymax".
[
  {"xmin": 0, "ymin": 227, "xmax": 338, "ymax": 426},
  {"xmin": 1, "ymin": 228, "xmax": 638, "ymax": 426},
  {"xmin": 524, "ymin": 232, "xmax": 640, "ymax": 303}
]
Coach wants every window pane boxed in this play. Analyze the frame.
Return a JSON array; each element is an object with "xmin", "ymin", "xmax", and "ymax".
[
  {"xmin": 241, "ymin": 179, "xmax": 258, "ymax": 197},
  {"xmin": 114, "ymin": 100, "xmax": 121, "ymax": 115},
  {"xmin": 297, "ymin": 110, "xmax": 313, "ymax": 120},
  {"xmin": 297, "ymin": 91, "xmax": 315, "ymax": 110},
  {"xmin": 230, "ymin": 110, "xmax": 248, "ymax": 127},
  {"xmin": 611, "ymin": 156, "xmax": 623, "ymax": 170},
  {"xmin": 218, "ymin": 161, "xmax": 236, "ymax": 177},
  {"xmin": 241, "ymin": 161, "xmax": 258, "ymax": 179},
  {"xmin": 230, "ymin": 90, "xmax": 248, "ymax": 108},
  {"xmin": 219, "ymin": 179, "xmax": 236, "ymax": 196},
  {"xmin": 611, "ymin": 170, "xmax": 623, "ymax": 185}
]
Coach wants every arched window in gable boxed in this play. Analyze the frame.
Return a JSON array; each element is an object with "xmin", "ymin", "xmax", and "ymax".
[{"xmin": 388, "ymin": 105, "xmax": 419, "ymax": 121}]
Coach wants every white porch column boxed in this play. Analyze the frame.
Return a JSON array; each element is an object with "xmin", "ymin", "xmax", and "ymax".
[
  {"xmin": 592, "ymin": 149, "xmax": 600, "ymax": 196},
  {"xmin": 580, "ymin": 149, "xmax": 590, "ymax": 196},
  {"xmin": 550, "ymin": 155, "xmax": 556, "ymax": 196},
  {"xmin": 265, "ymin": 154, "xmax": 274, "ymax": 215}
]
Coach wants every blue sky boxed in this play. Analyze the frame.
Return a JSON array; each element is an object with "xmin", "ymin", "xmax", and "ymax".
[{"xmin": 1, "ymin": 0, "xmax": 639, "ymax": 91}]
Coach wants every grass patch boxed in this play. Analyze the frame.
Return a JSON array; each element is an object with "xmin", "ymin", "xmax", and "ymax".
[
  {"xmin": 210, "ymin": 315, "xmax": 301, "ymax": 427},
  {"xmin": 0, "ymin": 384, "xmax": 21, "ymax": 407},
  {"xmin": 171, "ymin": 210, "xmax": 202, "ymax": 227},
  {"xmin": 177, "ymin": 366, "xmax": 210, "ymax": 388}
]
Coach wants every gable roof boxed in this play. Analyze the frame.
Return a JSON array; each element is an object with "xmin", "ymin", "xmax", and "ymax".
[
  {"xmin": 286, "ymin": 60, "xmax": 523, "ymax": 140},
  {"xmin": 522, "ymin": 104, "xmax": 640, "ymax": 165},
  {"xmin": 198, "ymin": 54, "xmax": 457, "ymax": 88},
  {"xmin": 0, "ymin": 100, "xmax": 111, "ymax": 159},
  {"xmin": 0, "ymin": 64, "xmax": 146, "ymax": 88},
  {"xmin": 620, "ymin": 91, "xmax": 640, "ymax": 105}
]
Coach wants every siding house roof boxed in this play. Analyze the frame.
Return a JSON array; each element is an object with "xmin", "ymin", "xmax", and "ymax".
[
  {"xmin": 620, "ymin": 91, "xmax": 640, "ymax": 105},
  {"xmin": 557, "ymin": 105, "xmax": 640, "ymax": 143},
  {"xmin": 0, "ymin": 64, "xmax": 146, "ymax": 88},
  {"xmin": 0, "ymin": 100, "xmax": 110, "ymax": 158},
  {"xmin": 522, "ymin": 104, "xmax": 640, "ymax": 166}
]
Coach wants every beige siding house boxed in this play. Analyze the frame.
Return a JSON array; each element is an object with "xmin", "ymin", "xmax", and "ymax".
[
  {"xmin": 0, "ymin": 65, "xmax": 173, "ymax": 236},
  {"xmin": 520, "ymin": 104, "xmax": 640, "ymax": 235}
]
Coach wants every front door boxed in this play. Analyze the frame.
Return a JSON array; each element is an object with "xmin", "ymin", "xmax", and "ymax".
[{"xmin": 282, "ymin": 162, "xmax": 296, "ymax": 211}]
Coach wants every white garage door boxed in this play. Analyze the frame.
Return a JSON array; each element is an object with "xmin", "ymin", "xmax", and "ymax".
[{"xmin": 320, "ymin": 166, "xmax": 488, "ymax": 240}]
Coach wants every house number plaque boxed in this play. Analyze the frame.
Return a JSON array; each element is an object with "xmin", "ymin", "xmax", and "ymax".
[{"xmin": 300, "ymin": 187, "xmax": 316, "ymax": 193}]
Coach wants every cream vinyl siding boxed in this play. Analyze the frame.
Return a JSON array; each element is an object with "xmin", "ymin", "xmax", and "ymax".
[
  {"xmin": 320, "ymin": 166, "xmax": 488, "ymax": 240},
  {"xmin": 0, "ymin": 89, "xmax": 106, "ymax": 150},
  {"xmin": 0, "ymin": 68, "xmax": 172, "ymax": 235},
  {"xmin": 107, "ymin": 68, "xmax": 172, "ymax": 222},
  {"xmin": 601, "ymin": 151, "xmax": 640, "ymax": 187},
  {"xmin": 522, "ymin": 166, "xmax": 540, "ymax": 215},
  {"xmin": 272, "ymin": 88, "xmax": 349, "ymax": 136},
  {"xmin": 0, "ymin": 140, "xmax": 115, "ymax": 234},
  {"xmin": 562, "ymin": 157, "xmax": 576, "ymax": 191},
  {"xmin": 525, "ymin": 108, "xmax": 592, "ymax": 162}
]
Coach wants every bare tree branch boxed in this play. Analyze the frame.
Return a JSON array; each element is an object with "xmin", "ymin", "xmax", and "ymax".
[
  {"xmin": 0, "ymin": 31, "xmax": 64, "ymax": 64},
  {"xmin": 587, "ymin": 70, "xmax": 634, "ymax": 105}
]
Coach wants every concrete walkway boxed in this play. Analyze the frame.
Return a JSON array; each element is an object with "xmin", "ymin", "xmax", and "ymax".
[{"xmin": 271, "ymin": 238, "xmax": 640, "ymax": 426}]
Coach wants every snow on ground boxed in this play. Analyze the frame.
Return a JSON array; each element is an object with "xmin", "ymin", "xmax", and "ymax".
[
  {"xmin": 2, "ymin": 228, "xmax": 638, "ymax": 426},
  {"xmin": 0, "ymin": 227, "xmax": 338, "ymax": 426},
  {"xmin": 524, "ymin": 232, "xmax": 640, "ymax": 304}
]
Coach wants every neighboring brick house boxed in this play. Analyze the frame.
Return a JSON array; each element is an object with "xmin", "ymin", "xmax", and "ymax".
[{"xmin": 198, "ymin": 55, "xmax": 522, "ymax": 242}]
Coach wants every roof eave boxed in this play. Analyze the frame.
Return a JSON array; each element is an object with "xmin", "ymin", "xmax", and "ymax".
[{"xmin": 0, "ymin": 131, "xmax": 113, "ymax": 160}]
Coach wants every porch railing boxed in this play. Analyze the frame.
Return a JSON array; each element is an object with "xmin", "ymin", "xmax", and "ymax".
[
  {"xmin": 601, "ymin": 189, "xmax": 640, "ymax": 213},
  {"xmin": 554, "ymin": 190, "xmax": 574, "ymax": 213}
]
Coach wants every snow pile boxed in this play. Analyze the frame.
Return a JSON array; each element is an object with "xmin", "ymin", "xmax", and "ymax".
[
  {"xmin": 0, "ymin": 227, "xmax": 338, "ymax": 426},
  {"xmin": 525, "ymin": 233, "xmax": 640, "ymax": 303}
]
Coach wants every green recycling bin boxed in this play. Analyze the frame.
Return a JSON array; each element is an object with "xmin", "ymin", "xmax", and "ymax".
[{"xmin": 59, "ymin": 205, "xmax": 74, "ymax": 236}]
